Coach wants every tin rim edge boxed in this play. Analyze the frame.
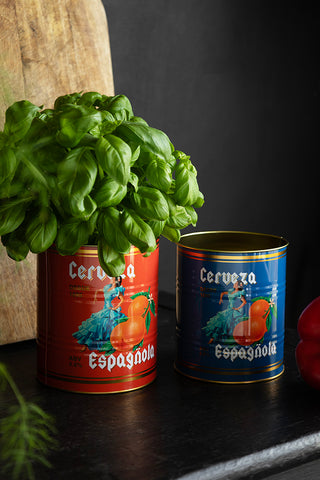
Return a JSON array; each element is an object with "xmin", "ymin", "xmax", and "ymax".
[{"xmin": 177, "ymin": 230, "xmax": 289, "ymax": 254}]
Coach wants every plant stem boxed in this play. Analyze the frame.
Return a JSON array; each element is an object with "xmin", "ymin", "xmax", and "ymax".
[{"xmin": 0, "ymin": 363, "xmax": 25, "ymax": 407}]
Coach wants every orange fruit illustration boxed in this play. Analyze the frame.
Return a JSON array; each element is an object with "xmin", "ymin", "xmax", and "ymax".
[
  {"xmin": 233, "ymin": 314, "xmax": 268, "ymax": 346},
  {"xmin": 249, "ymin": 299, "xmax": 270, "ymax": 319},
  {"xmin": 110, "ymin": 315, "xmax": 146, "ymax": 352},
  {"xmin": 128, "ymin": 295, "xmax": 149, "ymax": 318}
]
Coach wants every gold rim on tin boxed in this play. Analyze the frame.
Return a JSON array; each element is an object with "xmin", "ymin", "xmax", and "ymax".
[
  {"xmin": 37, "ymin": 374, "xmax": 157, "ymax": 394},
  {"xmin": 177, "ymin": 230, "xmax": 288, "ymax": 254},
  {"xmin": 37, "ymin": 366, "xmax": 157, "ymax": 394},
  {"xmin": 174, "ymin": 363, "xmax": 285, "ymax": 384}
]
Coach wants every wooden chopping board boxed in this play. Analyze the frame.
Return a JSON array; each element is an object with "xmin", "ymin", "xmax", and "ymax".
[{"xmin": 0, "ymin": 0, "xmax": 114, "ymax": 345}]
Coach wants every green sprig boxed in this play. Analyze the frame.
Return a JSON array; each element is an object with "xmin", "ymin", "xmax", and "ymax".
[{"xmin": 0, "ymin": 363, "xmax": 57, "ymax": 480}]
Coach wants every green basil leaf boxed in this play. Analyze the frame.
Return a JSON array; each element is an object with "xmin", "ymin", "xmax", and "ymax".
[
  {"xmin": 32, "ymin": 146, "xmax": 65, "ymax": 177},
  {"xmin": 173, "ymin": 151, "xmax": 204, "ymax": 206},
  {"xmin": 130, "ymin": 145, "xmax": 141, "ymax": 165},
  {"xmin": 17, "ymin": 118, "xmax": 65, "ymax": 180},
  {"xmin": 94, "ymin": 110, "xmax": 119, "ymax": 136},
  {"xmin": 147, "ymin": 220, "xmax": 165, "ymax": 239},
  {"xmin": 56, "ymin": 104, "xmax": 103, "ymax": 147},
  {"xmin": 166, "ymin": 205, "xmax": 192, "ymax": 229},
  {"xmin": 0, "ymin": 198, "xmax": 29, "ymax": 235},
  {"xmin": 26, "ymin": 208, "xmax": 57, "ymax": 253},
  {"xmin": 193, "ymin": 191, "xmax": 205, "ymax": 208},
  {"xmin": 165, "ymin": 194, "xmax": 193, "ymax": 228},
  {"xmin": 78, "ymin": 92, "xmax": 103, "ymax": 107},
  {"xmin": 17, "ymin": 151, "xmax": 50, "ymax": 191},
  {"xmin": 92, "ymin": 177, "xmax": 127, "ymax": 208},
  {"xmin": 173, "ymin": 150, "xmax": 197, "ymax": 174},
  {"xmin": 95, "ymin": 135, "xmax": 131, "ymax": 185},
  {"xmin": 130, "ymin": 186, "xmax": 169, "ymax": 221},
  {"xmin": 104, "ymin": 95, "xmax": 133, "ymax": 123},
  {"xmin": 166, "ymin": 154, "xmax": 177, "ymax": 170},
  {"xmin": 130, "ymin": 116, "xmax": 148, "ymax": 126},
  {"xmin": 97, "ymin": 207, "xmax": 131, "ymax": 254},
  {"xmin": 173, "ymin": 150, "xmax": 191, "ymax": 163},
  {"xmin": 68, "ymin": 194, "xmax": 97, "ymax": 220},
  {"xmin": 76, "ymin": 133, "xmax": 99, "ymax": 148},
  {"xmin": 116, "ymin": 123, "xmax": 173, "ymax": 163},
  {"xmin": 98, "ymin": 239, "xmax": 126, "ymax": 277},
  {"xmin": 1, "ymin": 230, "xmax": 29, "ymax": 261},
  {"xmin": 55, "ymin": 212, "xmax": 98, "ymax": 255},
  {"xmin": 185, "ymin": 206, "xmax": 198, "ymax": 226},
  {"xmin": 38, "ymin": 108, "xmax": 55, "ymax": 122},
  {"xmin": 174, "ymin": 161, "xmax": 200, "ymax": 206},
  {"xmin": 0, "ymin": 147, "xmax": 18, "ymax": 184},
  {"xmin": 162, "ymin": 225, "xmax": 181, "ymax": 243},
  {"xmin": 128, "ymin": 172, "xmax": 139, "ymax": 191},
  {"xmin": 120, "ymin": 208, "xmax": 156, "ymax": 253},
  {"xmin": 0, "ymin": 166, "xmax": 27, "ymax": 199},
  {"xmin": 145, "ymin": 156, "xmax": 172, "ymax": 192},
  {"xmin": 0, "ymin": 132, "xmax": 7, "ymax": 149},
  {"xmin": 57, "ymin": 147, "xmax": 97, "ymax": 202},
  {"xmin": 21, "ymin": 116, "xmax": 50, "ymax": 145},
  {"xmin": 54, "ymin": 93, "xmax": 82, "ymax": 110},
  {"xmin": 4, "ymin": 100, "xmax": 40, "ymax": 143}
]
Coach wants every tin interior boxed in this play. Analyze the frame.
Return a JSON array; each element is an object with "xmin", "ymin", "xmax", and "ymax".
[{"xmin": 178, "ymin": 231, "xmax": 288, "ymax": 253}]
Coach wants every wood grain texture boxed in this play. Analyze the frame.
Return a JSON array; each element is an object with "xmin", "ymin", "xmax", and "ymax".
[
  {"xmin": 0, "ymin": 0, "xmax": 114, "ymax": 123},
  {"xmin": 0, "ymin": 249, "xmax": 37, "ymax": 344},
  {"xmin": 0, "ymin": 0, "xmax": 114, "ymax": 344}
]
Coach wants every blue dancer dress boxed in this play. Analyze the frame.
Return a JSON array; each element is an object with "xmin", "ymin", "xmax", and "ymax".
[
  {"xmin": 73, "ymin": 284, "xmax": 126, "ymax": 350},
  {"xmin": 203, "ymin": 289, "xmax": 246, "ymax": 342}
]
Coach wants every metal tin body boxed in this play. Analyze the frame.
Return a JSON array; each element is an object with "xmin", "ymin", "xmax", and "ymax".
[
  {"xmin": 175, "ymin": 231, "xmax": 288, "ymax": 384},
  {"xmin": 37, "ymin": 245, "xmax": 158, "ymax": 393}
]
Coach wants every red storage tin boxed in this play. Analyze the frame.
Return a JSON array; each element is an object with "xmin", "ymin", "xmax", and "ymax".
[{"xmin": 37, "ymin": 245, "xmax": 159, "ymax": 393}]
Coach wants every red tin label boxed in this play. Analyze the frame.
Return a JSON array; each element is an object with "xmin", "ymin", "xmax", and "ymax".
[{"xmin": 37, "ymin": 245, "xmax": 159, "ymax": 393}]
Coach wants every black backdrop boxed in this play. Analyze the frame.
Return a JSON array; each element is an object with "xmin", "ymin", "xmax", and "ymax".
[{"xmin": 102, "ymin": 0, "xmax": 320, "ymax": 328}]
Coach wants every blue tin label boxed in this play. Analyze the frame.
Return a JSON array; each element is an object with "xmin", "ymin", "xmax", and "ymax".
[{"xmin": 175, "ymin": 235, "xmax": 287, "ymax": 383}]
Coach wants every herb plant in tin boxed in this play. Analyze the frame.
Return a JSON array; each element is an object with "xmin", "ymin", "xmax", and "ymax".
[
  {"xmin": 0, "ymin": 92, "xmax": 204, "ymax": 393},
  {"xmin": 0, "ymin": 92, "xmax": 203, "ymax": 275}
]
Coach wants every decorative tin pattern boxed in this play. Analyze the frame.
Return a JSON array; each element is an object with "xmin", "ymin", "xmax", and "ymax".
[
  {"xmin": 37, "ymin": 245, "xmax": 158, "ymax": 393},
  {"xmin": 175, "ymin": 232, "xmax": 288, "ymax": 383}
]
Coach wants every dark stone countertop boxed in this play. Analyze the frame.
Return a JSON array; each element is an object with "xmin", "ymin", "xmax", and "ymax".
[{"xmin": 1, "ymin": 295, "xmax": 320, "ymax": 480}]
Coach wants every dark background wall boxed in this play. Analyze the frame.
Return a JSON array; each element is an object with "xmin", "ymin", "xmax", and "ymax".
[{"xmin": 102, "ymin": 0, "xmax": 320, "ymax": 327}]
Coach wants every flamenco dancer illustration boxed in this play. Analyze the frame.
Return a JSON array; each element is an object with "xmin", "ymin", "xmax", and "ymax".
[
  {"xmin": 73, "ymin": 277, "xmax": 126, "ymax": 351},
  {"xmin": 203, "ymin": 280, "xmax": 247, "ymax": 343}
]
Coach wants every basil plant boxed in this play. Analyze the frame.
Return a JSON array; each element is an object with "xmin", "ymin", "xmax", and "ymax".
[{"xmin": 0, "ymin": 92, "xmax": 204, "ymax": 276}]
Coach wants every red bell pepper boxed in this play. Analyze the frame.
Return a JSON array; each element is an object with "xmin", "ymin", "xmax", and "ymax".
[{"xmin": 296, "ymin": 296, "xmax": 320, "ymax": 389}]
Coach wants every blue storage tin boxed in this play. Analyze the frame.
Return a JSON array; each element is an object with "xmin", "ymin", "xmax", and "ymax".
[{"xmin": 175, "ymin": 231, "xmax": 288, "ymax": 384}]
